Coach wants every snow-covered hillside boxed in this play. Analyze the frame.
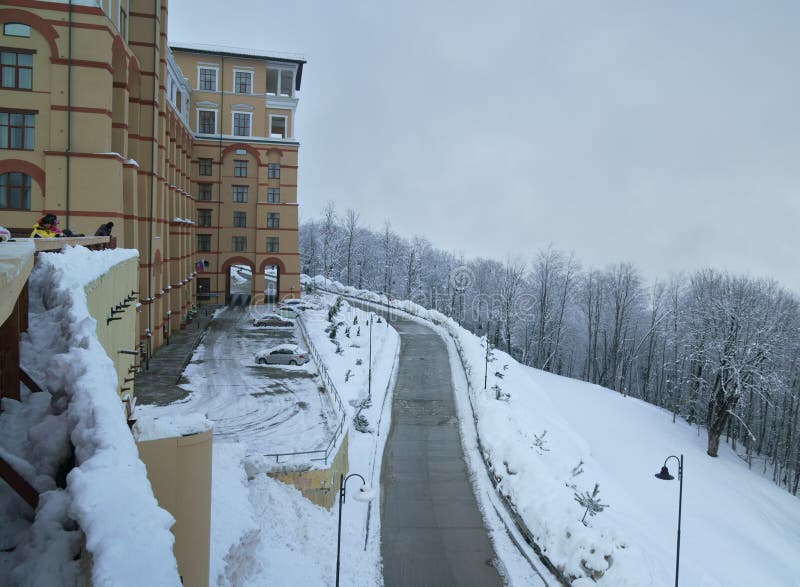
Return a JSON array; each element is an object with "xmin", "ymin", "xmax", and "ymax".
[{"xmin": 309, "ymin": 276, "xmax": 800, "ymax": 587}]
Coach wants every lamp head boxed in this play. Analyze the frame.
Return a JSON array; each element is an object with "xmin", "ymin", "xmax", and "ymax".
[
  {"xmin": 655, "ymin": 465, "xmax": 674, "ymax": 481},
  {"xmin": 352, "ymin": 485, "xmax": 376, "ymax": 503}
]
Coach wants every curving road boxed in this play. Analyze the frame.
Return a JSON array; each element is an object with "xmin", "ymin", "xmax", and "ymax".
[{"xmin": 380, "ymin": 314, "xmax": 503, "ymax": 586}]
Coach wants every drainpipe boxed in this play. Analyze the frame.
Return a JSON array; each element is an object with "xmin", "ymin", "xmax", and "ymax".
[
  {"xmin": 66, "ymin": 0, "xmax": 73, "ymax": 227},
  {"xmin": 147, "ymin": 0, "xmax": 158, "ymax": 361},
  {"xmin": 217, "ymin": 55, "xmax": 224, "ymax": 302}
]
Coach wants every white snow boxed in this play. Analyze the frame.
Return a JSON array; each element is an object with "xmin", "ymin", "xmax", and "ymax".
[
  {"xmin": 308, "ymin": 275, "xmax": 800, "ymax": 587},
  {"xmin": 2, "ymin": 245, "xmax": 181, "ymax": 586}
]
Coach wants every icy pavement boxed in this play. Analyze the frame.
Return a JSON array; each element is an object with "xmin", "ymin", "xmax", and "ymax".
[{"xmin": 136, "ymin": 306, "xmax": 337, "ymax": 457}]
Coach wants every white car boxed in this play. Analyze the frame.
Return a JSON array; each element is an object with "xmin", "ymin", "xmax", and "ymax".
[
  {"xmin": 273, "ymin": 306, "xmax": 301, "ymax": 320},
  {"xmin": 255, "ymin": 344, "xmax": 309, "ymax": 366},
  {"xmin": 252, "ymin": 313, "xmax": 294, "ymax": 328}
]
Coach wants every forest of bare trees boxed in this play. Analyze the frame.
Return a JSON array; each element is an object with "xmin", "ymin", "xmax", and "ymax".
[{"xmin": 300, "ymin": 204, "xmax": 800, "ymax": 495}]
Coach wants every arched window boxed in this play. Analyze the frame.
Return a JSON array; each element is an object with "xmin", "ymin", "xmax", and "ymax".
[{"xmin": 0, "ymin": 172, "xmax": 31, "ymax": 209}]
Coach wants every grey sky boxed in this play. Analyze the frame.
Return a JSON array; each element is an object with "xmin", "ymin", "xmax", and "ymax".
[{"xmin": 170, "ymin": 0, "xmax": 800, "ymax": 293}]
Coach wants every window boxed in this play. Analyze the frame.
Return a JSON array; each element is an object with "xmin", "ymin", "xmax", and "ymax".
[
  {"xmin": 266, "ymin": 237, "xmax": 279, "ymax": 253},
  {"xmin": 196, "ymin": 277, "xmax": 210, "ymax": 295},
  {"xmin": 175, "ymin": 90, "xmax": 182, "ymax": 113},
  {"xmin": 198, "ymin": 110, "xmax": 216, "ymax": 134},
  {"xmin": 0, "ymin": 111, "xmax": 35, "ymax": 150},
  {"xmin": 267, "ymin": 212, "xmax": 280, "ymax": 228},
  {"xmin": 267, "ymin": 187, "xmax": 280, "ymax": 203},
  {"xmin": 0, "ymin": 172, "xmax": 31, "ymax": 210},
  {"xmin": 269, "ymin": 115, "xmax": 287, "ymax": 139},
  {"xmin": 197, "ymin": 234, "xmax": 212, "ymax": 251},
  {"xmin": 198, "ymin": 183, "xmax": 212, "ymax": 200},
  {"xmin": 1, "ymin": 51, "xmax": 33, "ymax": 90},
  {"xmin": 3, "ymin": 24, "xmax": 31, "ymax": 37},
  {"xmin": 197, "ymin": 209, "xmax": 212, "ymax": 227},
  {"xmin": 232, "ymin": 185, "xmax": 248, "ymax": 203},
  {"xmin": 232, "ymin": 112, "xmax": 251, "ymax": 137},
  {"xmin": 232, "ymin": 236, "xmax": 247, "ymax": 252},
  {"xmin": 234, "ymin": 159, "xmax": 248, "ymax": 177},
  {"xmin": 233, "ymin": 211, "xmax": 247, "ymax": 227},
  {"xmin": 198, "ymin": 158, "xmax": 212, "ymax": 176},
  {"xmin": 234, "ymin": 70, "xmax": 252, "ymax": 94},
  {"xmin": 268, "ymin": 163, "xmax": 280, "ymax": 179},
  {"xmin": 267, "ymin": 67, "xmax": 294, "ymax": 97},
  {"xmin": 198, "ymin": 67, "xmax": 217, "ymax": 91}
]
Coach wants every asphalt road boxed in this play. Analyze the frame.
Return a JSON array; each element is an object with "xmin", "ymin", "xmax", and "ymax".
[{"xmin": 380, "ymin": 314, "xmax": 503, "ymax": 586}]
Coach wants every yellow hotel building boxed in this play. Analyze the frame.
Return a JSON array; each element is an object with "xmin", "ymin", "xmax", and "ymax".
[{"xmin": 0, "ymin": 0, "xmax": 304, "ymax": 353}]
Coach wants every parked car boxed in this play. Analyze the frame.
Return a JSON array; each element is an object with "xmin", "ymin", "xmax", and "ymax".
[
  {"xmin": 273, "ymin": 306, "xmax": 301, "ymax": 320},
  {"xmin": 255, "ymin": 344, "xmax": 309, "ymax": 366},
  {"xmin": 252, "ymin": 313, "xmax": 294, "ymax": 328},
  {"xmin": 280, "ymin": 299, "xmax": 314, "ymax": 311}
]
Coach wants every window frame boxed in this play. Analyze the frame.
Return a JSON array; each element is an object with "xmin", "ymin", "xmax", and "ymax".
[
  {"xmin": 198, "ymin": 158, "xmax": 213, "ymax": 176},
  {"xmin": 197, "ymin": 183, "xmax": 213, "ymax": 200},
  {"xmin": 232, "ymin": 236, "xmax": 247, "ymax": 252},
  {"xmin": 0, "ymin": 109, "xmax": 35, "ymax": 150},
  {"xmin": 232, "ymin": 111, "xmax": 252, "ymax": 137},
  {"xmin": 268, "ymin": 162, "xmax": 281, "ymax": 179},
  {"xmin": 269, "ymin": 114, "xmax": 288, "ymax": 139},
  {"xmin": 267, "ymin": 187, "xmax": 280, "ymax": 203},
  {"xmin": 3, "ymin": 24, "xmax": 31, "ymax": 38},
  {"xmin": 197, "ymin": 234, "xmax": 212, "ymax": 252},
  {"xmin": 267, "ymin": 212, "xmax": 280, "ymax": 229},
  {"xmin": 266, "ymin": 66, "xmax": 295, "ymax": 97},
  {"xmin": 1, "ymin": 49, "xmax": 34, "ymax": 91},
  {"xmin": 266, "ymin": 236, "xmax": 280, "ymax": 253},
  {"xmin": 197, "ymin": 66, "xmax": 218, "ymax": 92},
  {"xmin": 233, "ymin": 69, "xmax": 253, "ymax": 95},
  {"xmin": 197, "ymin": 208, "xmax": 212, "ymax": 227},
  {"xmin": 232, "ymin": 185, "xmax": 248, "ymax": 203},
  {"xmin": 0, "ymin": 171, "xmax": 32, "ymax": 210},
  {"xmin": 197, "ymin": 108, "xmax": 217, "ymax": 134},
  {"xmin": 233, "ymin": 211, "xmax": 247, "ymax": 228},
  {"xmin": 234, "ymin": 159, "xmax": 248, "ymax": 177}
]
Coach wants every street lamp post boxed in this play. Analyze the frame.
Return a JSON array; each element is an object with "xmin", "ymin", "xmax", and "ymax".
[
  {"xmin": 336, "ymin": 473, "xmax": 373, "ymax": 587},
  {"xmin": 654, "ymin": 454, "xmax": 684, "ymax": 587},
  {"xmin": 477, "ymin": 322, "xmax": 490, "ymax": 390},
  {"xmin": 368, "ymin": 313, "xmax": 373, "ymax": 402}
]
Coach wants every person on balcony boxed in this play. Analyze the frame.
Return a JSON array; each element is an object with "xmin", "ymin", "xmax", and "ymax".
[{"xmin": 30, "ymin": 214, "xmax": 63, "ymax": 238}]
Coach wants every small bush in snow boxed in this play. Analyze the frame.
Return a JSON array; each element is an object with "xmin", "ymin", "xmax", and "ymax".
[
  {"xmin": 328, "ymin": 324, "xmax": 338, "ymax": 340},
  {"xmin": 345, "ymin": 369, "xmax": 353, "ymax": 382},
  {"xmin": 565, "ymin": 460, "xmax": 585, "ymax": 490},
  {"xmin": 335, "ymin": 342, "xmax": 344, "ymax": 355},
  {"xmin": 357, "ymin": 327, "xmax": 361, "ymax": 337},
  {"xmin": 353, "ymin": 315, "xmax": 358, "ymax": 325},
  {"xmin": 355, "ymin": 358, "xmax": 363, "ymax": 366},
  {"xmin": 345, "ymin": 326, "xmax": 351, "ymax": 338},
  {"xmin": 353, "ymin": 412, "xmax": 370, "ymax": 433},
  {"xmin": 574, "ymin": 483, "xmax": 609, "ymax": 525},
  {"xmin": 533, "ymin": 430, "xmax": 550, "ymax": 454},
  {"xmin": 494, "ymin": 370, "xmax": 505, "ymax": 379},
  {"xmin": 492, "ymin": 384, "xmax": 509, "ymax": 401},
  {"xmin": 328, "ymin": 296, "xmax": 343, "ymax": 322}
]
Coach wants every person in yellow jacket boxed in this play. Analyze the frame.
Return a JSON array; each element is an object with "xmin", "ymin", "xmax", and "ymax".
[{"xmin": 30, "ymin": 214, "xmax": 63, "ymax": 238}]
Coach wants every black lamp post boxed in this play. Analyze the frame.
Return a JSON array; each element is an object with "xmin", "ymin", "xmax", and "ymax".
[
  {"xmin": 654, "ymin": 454, "xmax": 684, "ymax": 587},
  {"xmin": 336, "ymin": 473, "xmax": 373, "ymax": 587},
  {"xmin": 368, "ymin": 313, "xmax": 373, "ymax": 402},
  {"xmin": 477, "ymin": 322, "xmax": 490, "ymax": 390}
]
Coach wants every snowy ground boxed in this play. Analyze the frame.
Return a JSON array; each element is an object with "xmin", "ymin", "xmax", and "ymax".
[
  {"xmin": 140, "ymin": 294, "xmax": 400, "ymax": 585},
  {"xmin": 137, "ymin": 306, "xmax": 336, "ymax": 456},
  {"xmin": 309, "ymin": 276, "xmax": 800, "ymax": 587}
]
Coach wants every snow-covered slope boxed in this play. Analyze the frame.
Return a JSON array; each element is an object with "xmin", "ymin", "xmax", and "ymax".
[
  {"xmin": 529, "ymin": 367, "xmax": 800, "ymax": 587},
  {"xmin": 308, "ymin": 275, "xmax": 800, "ymax": 587}
]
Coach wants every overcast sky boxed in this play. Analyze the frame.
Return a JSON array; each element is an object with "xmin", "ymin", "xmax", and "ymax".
[{"xmin": 170, "ymin": 0, "xmax": 800, "ymax": 293}]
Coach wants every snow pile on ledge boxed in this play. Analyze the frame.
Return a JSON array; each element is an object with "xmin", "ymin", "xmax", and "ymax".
[
  {"xmin": 16, "ymin": 246, "xmax": 181, "ymax": 586},
  {"xmin": 134, "ymin": 412, "xmax": 212, "ymax": 442}
]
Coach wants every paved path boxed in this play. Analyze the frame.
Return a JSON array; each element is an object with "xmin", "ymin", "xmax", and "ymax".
[{"xmin": 380, "ymin": 314, "xmax": 503, "ymax": 586}]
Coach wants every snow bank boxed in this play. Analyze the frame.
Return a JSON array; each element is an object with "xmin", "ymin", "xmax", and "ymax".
[
  {"xmin": 134, "ymin": 412, "xmax": 212, "ymax": 442},
  {"xmin": 16, "ymin": 246, "xmax": 181, "ymax": 586}
]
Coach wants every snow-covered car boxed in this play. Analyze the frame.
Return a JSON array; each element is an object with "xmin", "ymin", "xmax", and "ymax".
[
  {"xmin": 280, "ymin": 299, "xmax": 314, "ymax": 311},
  {"xmin": 252, "ymin": 314, "xmax": 294, "ymax": 328},
  {"xmin": 273, "ymin": 306, "xmax": 301, "ymax": 320},
  {"xmin": 254, "ymin": 344, "xmax": 309, "ymax": 366}
]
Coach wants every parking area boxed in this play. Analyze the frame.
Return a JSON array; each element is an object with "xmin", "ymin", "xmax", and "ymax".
[{"xmin": 136, "ymin": 305, "xmax": 337, "ymax": 456}]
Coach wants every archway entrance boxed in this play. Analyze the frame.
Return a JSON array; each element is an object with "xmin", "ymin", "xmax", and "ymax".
[
  {"xmin": 263, "ymin": 264, "xmax": 281, "ymax": 304},
  {"xmin": 226, "ymin": 264, "xmax": 253, "ymax": 306}
]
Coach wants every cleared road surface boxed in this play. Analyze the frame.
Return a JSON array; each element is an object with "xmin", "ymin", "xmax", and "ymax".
[{"xmin": 380, "ymin": 314, "xmax": 503, "ymax": 586}]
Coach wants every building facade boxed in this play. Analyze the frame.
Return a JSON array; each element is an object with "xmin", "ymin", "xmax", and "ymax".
[{"xmin": 0, "ymin": 0, "xmax": 304, "ymax": 354}]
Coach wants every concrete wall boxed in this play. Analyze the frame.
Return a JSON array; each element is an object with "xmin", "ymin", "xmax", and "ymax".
[
  {"xmin": 137, "ymin": 429, "xmax": 212, "ymax": 587},
  {"xmin": 269, "ymin": 432, "xmax": 349, "ymax": 511},
  {"xmin": 84, "ymin": 254, "xmax": 139, "ymax": 407}
]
